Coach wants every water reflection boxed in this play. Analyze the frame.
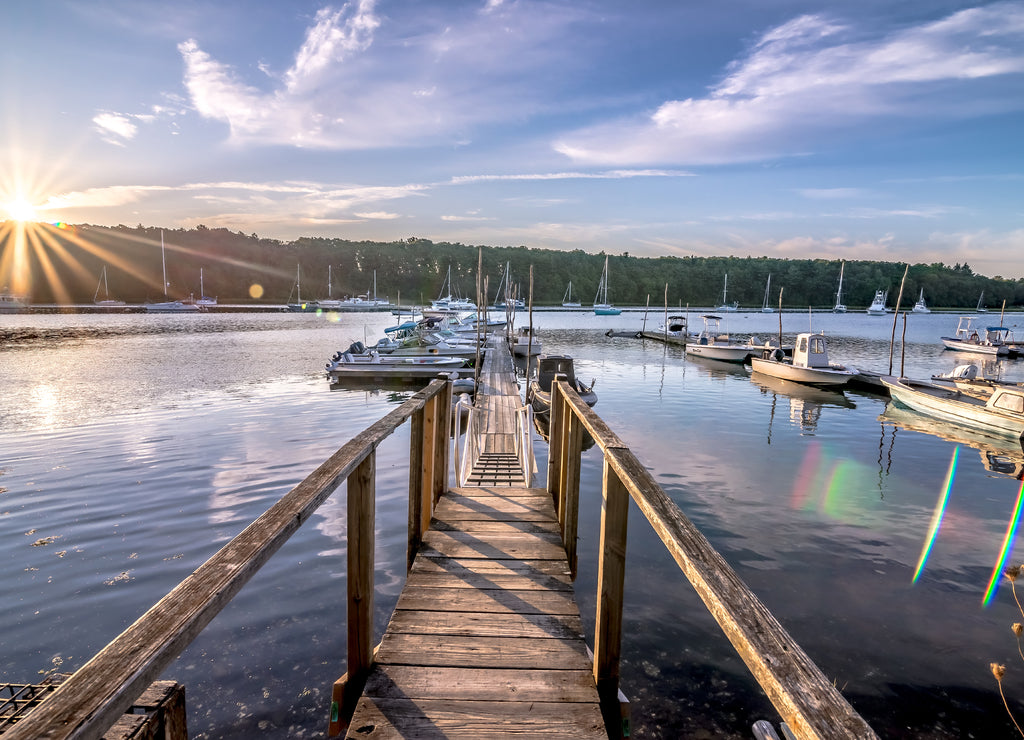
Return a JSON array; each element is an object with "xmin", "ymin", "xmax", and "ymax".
[
  {"xmin": 752, "ymin": 372, "xmax": 855, "ymax": 436},
  {"xmin": 880, "ymin": 401, "xmax": 1024, "ymax": 480}
]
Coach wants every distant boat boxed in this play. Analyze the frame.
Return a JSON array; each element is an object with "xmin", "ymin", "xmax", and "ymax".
[
  {"xmin": 0, "ymin": 290, "xmax": 28, "ymax": 313},
  {"xmin": 562, "ymin": 281, "xmax": 581, "ymax": 308},
  {"xmin": 761, "ymin": 274, "xmax": 774, "ymax": 313},
  {"xmin": 866, "ymin": 289, "xmax": 889, "ymax": 316},
  {"xmin": 93, "ymin": 266, "xmax": 125, "ymax": 307},
  {"xmin": 317, "ymin": 265, "xmax": 344, "ymax": 310},
  {"xmin": 196, "ymin": 268, "xmax": 217, "ymax": 308},
  {"xmin": 593, "ymin": 256, "xmax": 621, "ymax": 315},
  {"xmin": 286, "ymin": 264, "xmax": 315, "ymax": 312},
  {"xmin": 146, "ymin": 231, "xmax": 201, "ymax": 313},
  {"xmin": 912, "ymin": 288, "xmax": 930, "ymax": 314},
  {"xmin": 715, "ymin": 273, "xmax": 739, "ymax": 312},
  {"xmin": 431, "ymin": 265, "xmax": 476, "ymax": 312},
  {"xmin": 833, "ymin": 262, "xmax": 847, "ymax": 313},
  {"xmin": 750, "ymin": 332, "xmax": 858, "ymax": 387},
  {"xmin": 976, "ymin": 291, "xmax": 988, "ymax": 313}
]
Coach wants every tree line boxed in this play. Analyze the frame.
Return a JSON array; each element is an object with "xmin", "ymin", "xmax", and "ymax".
[{"xmin": 6, "ymin": 222, "xmax": 1023, "ymax": 310}]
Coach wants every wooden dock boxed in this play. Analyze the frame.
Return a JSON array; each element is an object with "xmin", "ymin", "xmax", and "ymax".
[{"xmin": 345, "ymin": 337, "xmax": 606, "ymax": 737}]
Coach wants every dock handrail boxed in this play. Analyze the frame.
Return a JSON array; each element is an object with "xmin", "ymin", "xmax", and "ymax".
[
  {"xmin": 514, "ymin": 402, "xmax": 536, "ymax": 485},
  {"xmin": 453, "ymin": 394, "xmax": 477, "ymax": 486},
  {"xmin": 7, "ymin": 378, "xmax": 453, "ymax": 740},
  {"xmin": 546, "ymin": 379, "xmax": 877, "ymax": 740}
]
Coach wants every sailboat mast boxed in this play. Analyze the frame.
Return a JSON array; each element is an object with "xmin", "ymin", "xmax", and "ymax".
[
  {"xmin": 200, "ymin": 268, "xmax": 205, "ymax": 298},
  {"xmin": 161, "ymin": 230, "xmax": 168, "ymax": 297}
]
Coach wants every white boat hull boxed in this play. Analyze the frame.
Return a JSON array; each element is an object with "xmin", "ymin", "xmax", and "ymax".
[
  {"xmin": 883, "ymin": 377, "xmax": 1024, "ymax": 440},
  {"xmin": 750, "ymin": 357, "xmax": 856, "ymax": 386},
  {"xmin": 685, "ymin": 343, "xmax": 756, "ymax": 363},
  {"xmin": 940, "ymin": 338, "xmax": 1006, "ymax": 355}
]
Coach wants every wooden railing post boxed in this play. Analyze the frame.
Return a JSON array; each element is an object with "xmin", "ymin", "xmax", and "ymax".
[
  {"xmin": 433, "ymin": 380, "xmax": 452, "ymax": 502},
  {"xmin": 407, "ymin": 407, "xmax": 426, "ymax": 573},
  {"xmin": 593, "ymin": 456, "xmax": 628, "ymax": 736},
  {"xmin": 546, "ymin": 377, "xmax": 565, "ymax": 509},
  {"xmin": 329, "ymin": 451, "xmax": 376, "ymax": 735},
  {"xmin": 419, "ymin": 392, "xmax": 437, "ymax": 534},
  {"xmin": 562, "ymin": 411, "xmax": 583, "ymax": 579}
]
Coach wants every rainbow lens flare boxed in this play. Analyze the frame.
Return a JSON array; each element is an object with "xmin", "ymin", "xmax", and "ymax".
[
  {"xmin": 912, "ymin": 446, "xmax": 959, "ymax": 584},
  {"xmin": 982, "ymin": 479, "xmax": 1024, "ymax": 607}
]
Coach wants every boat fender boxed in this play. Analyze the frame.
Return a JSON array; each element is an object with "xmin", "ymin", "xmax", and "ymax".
[{"xmin": 772, "ymin": 348, "xmax": 785, "ymax": 362}]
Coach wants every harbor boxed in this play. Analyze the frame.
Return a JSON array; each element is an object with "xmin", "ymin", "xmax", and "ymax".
[{"xmin": 3, "ymin": 309, "xmax": 1024, "ymax": 737}]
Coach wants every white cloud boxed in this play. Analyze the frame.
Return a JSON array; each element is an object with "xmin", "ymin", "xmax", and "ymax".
[
  {"xmin": 798, "ymin": 188, "xmax": 865, "ymax": 200},
  {"xmin": 451, "ymin": 169, "xmax": 692, "ymax": 184},
  {"xmin": 92, "ymin": 113, "xmax": 138, "ymax": 145},
  {"xmin": 555, "ymin": 3, "xmax": 1024, "ymax": 165},
  {"xmin": 355, "ymin": 211, "xmax": 401, "ymax": 219},
  {"xmin": 441, "ymin": 214, "xmax": 494, "ymax": 222}
]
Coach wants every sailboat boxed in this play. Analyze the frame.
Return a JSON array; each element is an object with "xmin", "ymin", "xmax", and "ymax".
[
  {"xmin": 196, "ymin": 268, "xmax": 217, "ymax": 308},
  {"xmin": 593, "ymin": 256, "xmax": 621, "ymax": 315},
  {"xmin": 912, "ymin": 288, "xmax": 930, "ymax": 314},
  {"xmin": 430, "ymin": 266, "xmax": 476, "ymax": 312},
  {"xmin": 562, "ymin": 281, "xmax": 581, "ymax": 308},
  {"xmin": 833, "ymin": 262, "xmax": 847, "ymax": 313},
  {"xmin": 761, "ymin": 274, "xmax": 774, "ymax": 313},
  {"xmin": 714, "ymin": 274, "xmax": 738, "ymax": 311},
  {"xmin": 286, "ymin": 264, "xmax": 315, "ymax": 312},
  {"xmin": 317, "ymin": 265, "xmax": 343, "ymax": 310},
  {"xmin": 146, "ymin": 231, "xmax": 200, "ymax": 313},
  {"xmin": 976, "ymin": 291, "xmax": 988, "ymax": 313},
  {"xmin": 93, "ymin": 266, "xmax": 125, "ymax": 307}
]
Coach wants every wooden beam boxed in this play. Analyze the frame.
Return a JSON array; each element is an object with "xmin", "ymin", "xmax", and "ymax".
[{"xmin": 592, "ymin": 457, "xmax": 629, "ymax": 703}]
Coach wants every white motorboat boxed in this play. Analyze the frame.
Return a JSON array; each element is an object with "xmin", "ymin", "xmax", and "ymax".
[
  {"xmin": 866, "ymin": 289, "xmax": 889, "ymax": 315},
  {"xmin": 833, "ymin": 262, "xmax": 847, "ymax": 313},
  {"xmin": 882, "ymin": 375, "xmax": 1024, "ymax": 441},
  {"xmin": 939, "ymin": 316, "xmax": 1009, "ymax": 356},
  {"xmin": 93, "ymin": 266, "xmax": 125, "ymax": 307},
  {"xmin": 750, "ymin": 332, "xmax": 857, "ymax": 387},
  {"xmin": 527, "ymin": 355, "xmax": 597, "ymax": 414},
  {"xmin": 684, "ymin": 314, "xmax": 763, "ymax": 363},
  {"xmin": 327, "ymin": 341, "xmax": 467, "ymax": 375},
  {"xmin": 761, "ymin": 274, "xmax": 774, "ymax": 313},
  {"xmin": 511, "ymin": 325, "xmax": 542, "ymax": 357},
  {"xmin": 656, "ymin": 315, "xmax": 687, "ymax": 336},
  {"xmin": 715, "ymin": 273, "xmax": 739, "ymax": 312},
  {"xmin": 931, "ymin": 364, "xmax": 1024, "ymax": 398},
  {"xmin": 431, "ymin": 266, "xmax": 476, "ymax": 312},
  {"xmin": 912, "ymin": 288, "xmax": 929, "ymax": 314},
  {"xmin": 562, "ymin": 281, "xmax": 581, "ymax": 308},
  {"xmin": 0, "ymin": 290, "xmax": 28, "ymax": 313},
  {"xmin": 593, "ymin": 256, "xmax": 621, "ymax": 315},
  {"xmin": 146, "ymin": 231, "xmax": 201, "ymax": 313}
]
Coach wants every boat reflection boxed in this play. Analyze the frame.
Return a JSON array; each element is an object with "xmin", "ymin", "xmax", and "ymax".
[
  {"xmin": 328, "ymin": 376, "xmax": 425, "ymax": 399},
  {"xmin": 531, "ymin": 408, "xmax": 597, "ymax": 452},
  {"xmin": 880, "ymin": 402, "xmax": 1024, "ymax": 480},
  {"xmin": 753, "ymin": 372, "xmax": 855, "ymax": 436},
  {"xmin": 684, "ymin": 354, "xmax": 753, "ymax": 379}
]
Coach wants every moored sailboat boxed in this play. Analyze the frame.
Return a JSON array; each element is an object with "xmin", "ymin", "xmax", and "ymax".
[
  {"xmin": 93, "ymin": 266, "xmax": 125, "ymax": 307},
  {"xmin": 715, "ymin": 273, "xmax": 738, "ymax": 312},
  {"xmin": 833, "ymin": 262, "xmax": 847, "ymax": 313},
  {"xmin": 593, "ymin": 256, "xmax": 621, "ymax": 315},
  {"xmin": 146, "ymin": 231, "xmax": 201, "ymax": 313},
  {"xmin": 562, "ymin": 281, "xmax": 581, "ymax": 308}
]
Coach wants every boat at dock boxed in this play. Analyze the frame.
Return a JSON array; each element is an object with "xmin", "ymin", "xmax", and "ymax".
[
  {"xmin": 527, "ymin": 354, "xmax": 596, "ymax": 414},
  {"xmin": 750, "ymin": 332, "xmax": 858, "ymax": 387},
  {"xmin": 593, "ymin": 256, "xmax": 621, "ymax": 315},
  {"xmin": 939, "ymin": 316, "xmax": 1009, "ymax": 355},
  {"xmin": 510, "ymin": 325, "xmax": 542, "ymax": 357},
  {"xmin": 882, "ymin": 375, "xmax": 1024, "ymax": 441},
  {"xmin": 684, "ymin": 314, "xmax": 766, "ymax": 363},
  {"xmin": 326, "ymin": 342, "xmax": 468, "ymax": 378},
  {"xmin": 866, "ymin": 289, "xmax": 889, "ymax": 315}
]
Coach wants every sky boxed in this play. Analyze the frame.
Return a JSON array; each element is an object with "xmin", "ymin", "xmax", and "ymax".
[{"xmin": 1, "ymin": 0, "xmax": 1023, "ymax": 278}]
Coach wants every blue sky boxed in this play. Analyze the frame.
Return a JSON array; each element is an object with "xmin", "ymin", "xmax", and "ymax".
[{"xmin": 2, "ymin": 0, "xmax": 1023, "ymax": 277}]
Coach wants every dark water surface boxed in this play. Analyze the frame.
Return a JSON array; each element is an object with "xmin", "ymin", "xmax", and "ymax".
[{"xmin": 4, "ymin": 309, "xmax": 1024, "ymax": 738}]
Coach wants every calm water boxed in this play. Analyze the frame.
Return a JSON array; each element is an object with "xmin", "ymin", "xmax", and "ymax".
[{"xmin": 3, "ymin": 309, "xmax": 1024, "ymax": 738}]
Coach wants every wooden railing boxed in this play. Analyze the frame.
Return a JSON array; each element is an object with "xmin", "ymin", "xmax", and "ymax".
[
  {"xmin": 6, "ymin": 378, "xmax": 453, "ymax": 740},
  {"xmin": 546, "ymin": 379, "xmax": 879, "ymax": 740}
]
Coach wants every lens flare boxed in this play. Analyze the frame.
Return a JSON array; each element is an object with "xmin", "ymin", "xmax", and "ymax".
[
  {"xmin": 982, "ymin": 480, "xmax": 1024, "ymax": 608},
  {"xmin": 912, "ymin": 446, "xmax": 959, "ymax": 584}
]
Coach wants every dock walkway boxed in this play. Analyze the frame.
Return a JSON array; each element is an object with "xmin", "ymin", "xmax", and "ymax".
[{"xmin": 346, "ymin": 337, "xmax": 607, "ymax": 738}]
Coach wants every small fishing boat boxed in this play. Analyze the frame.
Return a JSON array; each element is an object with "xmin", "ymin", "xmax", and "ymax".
[
  {"xmin": 656, "ymin": 315, "xmax": 687, "ymax": 336},
  {"xmin": 684, "ymin": 314, "xmax": 763, "ymax": 363},
  {"xmin": 715, "ymin": 273, "xmax": 739, "ymax": 312},
  {"xmin": 750, "ymin": 332, "xmax": 857, "ymax": 387},
  {"xmin": 931, "ymin": 364, "xmax": 1024, "ymax": 398},
  {"xmin": 833, "ymin": 262, "xmax": 847, "ymax": 313},
  {"xmin": 911, "ymin": 288, "xmax": 929, "ymax": 314},
  {"xmin": 593, "ymin": 256, "xmax": 621, "ymax": 315},
  {"xmin": 939, "ymin": 316, "xmax": 1009, "ymax": 356},
  {"xmin": 527, "ymin": 355, "xmax": 597, "ymax": 414},
  {"xmin": 882, "ymin": 375, "xmax": 1024, "ymax": 441},
  {"xmin": 326, "ymin": 342, "xmax": 468, "ymax": 377},
  {"xmin": 866, "ymin": 289, "xmax": 888, "ymax": 316},
  {"xmin": 511, "ymin": 326, "xmax": 541, "ymax": 357}
]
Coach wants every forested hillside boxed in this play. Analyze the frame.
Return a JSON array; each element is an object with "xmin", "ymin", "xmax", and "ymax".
[{"xmin": 5, "ymin": 222, "xmax": 1023, "ymax": 309}]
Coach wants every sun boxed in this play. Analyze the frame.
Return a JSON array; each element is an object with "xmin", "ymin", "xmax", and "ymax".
[{"xmin": 4, "ymin": 198, "xmax": 40, "ymax": 222}]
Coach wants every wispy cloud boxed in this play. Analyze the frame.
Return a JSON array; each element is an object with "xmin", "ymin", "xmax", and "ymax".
[
  {"xmin": 92, "ymin": 113, "xmax": 138, "ymax": 146},
  {"xmin": 798, "ymin": 188, "xmax": 865, "ymax": 200},
  {"xmin": 555, "ymin": 3, "xmax": 1024, "ymax": 165},
  {"xmin": 355, "ymin": 211, "xmax": 401, "ymax": 219},
  {"xmin": 451, "ymin": 169, "xmax": 692, "ymax": 184}
]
